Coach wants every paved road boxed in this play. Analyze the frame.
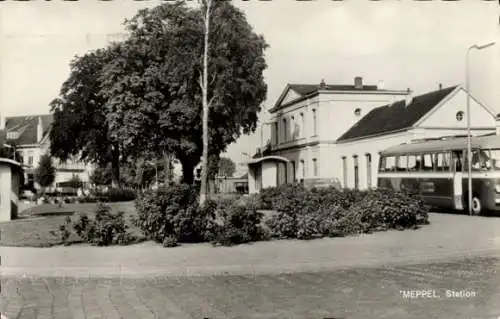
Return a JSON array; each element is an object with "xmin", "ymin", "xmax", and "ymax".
[
  {"xmin": 2, "ymin": 213, "xmax": 500, "ymax": 318},
  {"xmin": 2, "ymin": 257, "xmax": 500, "ymax": 319},
  {"xmin": 2, "ymin": 213, "xmax": 500, "ymax": 278}
]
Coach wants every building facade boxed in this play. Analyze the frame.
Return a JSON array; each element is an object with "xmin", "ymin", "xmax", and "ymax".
[
  {"xmin": 1, "ymin": 114, "xmax": 93, "ymax": 189},
  {"xmin": 248, "ymin": 78, "xmax": 497, "ymax": 193}
]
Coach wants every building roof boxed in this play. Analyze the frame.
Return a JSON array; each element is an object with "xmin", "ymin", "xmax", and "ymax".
[
  {"xmin": 270, "ymin": 82, "xmax": 382, "ymax": 113},
  {"xmin": 337, "ymin": 86, "xmax": 457, "ymax": 142},
  {"xmin": 380, "ymin": 134, "xmax": 500, "ymax": 156},
  {"xmin": 5, "ymin": 114, "xmax": 53, "ymax": 145},
  {"xmin": 288, "ymin": 83, "xmax": 379, "ymax": 96}
]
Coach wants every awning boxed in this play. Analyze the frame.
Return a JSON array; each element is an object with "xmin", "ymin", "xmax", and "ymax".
[{"xmin": 246, "ymin": 156, "xmax": 290, "ymax": 165}]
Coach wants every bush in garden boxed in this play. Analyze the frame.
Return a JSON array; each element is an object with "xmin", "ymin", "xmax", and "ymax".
[
  {"xmin": 162, "ymin": 235, "xmax": 178, "ymax": 248},
  {"xmin": 331, "ymin": 188, "xmax": 429, "ymax": 236},
  {"xmin": 204, "ymin": 198, "xmax": 267, "ymax": 246},
  {"xmin": 103, "ymin": 188, "xmax": 137, "ymax": 202},
  {"xmin": 71, "ymin": 203, "xmax": 136, "ymax": 246},
  {"xmin": 134, "ymin": 184, "xmax": 209, "ymax": 243},
  {"xmin": 256, "ymin": 186, "xmax": 282, "ymax": 209},
  {"xmin": 267, "ymin": 205, "xmax": 347, "ymax": 240}
]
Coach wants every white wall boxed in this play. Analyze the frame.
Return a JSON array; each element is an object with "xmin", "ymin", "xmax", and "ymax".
[
  {"xmin": 317, "ymin": 92, "xmax": 407, "ymax": 141},
  {"xmin": 0, "ymin": 165, "xmax": 12, "ymax": 221},
  {"xmin": 269, "ymin": 90, "xmax": 408, "ymax": 155},
  {"xmin": 261, "ymin": 161, "xmax": 277, "ymax": 189},
  {"xmin": 417, "ymin": 88, "xmax": 495, "ymax": 130}
]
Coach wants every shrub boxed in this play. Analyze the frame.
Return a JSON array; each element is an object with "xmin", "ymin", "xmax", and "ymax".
[
  {"xmin": 162, "ymin": 235, "xmax": 178, "ymax": 247},
  {"xmin": 256, "ymin": 185, "xmax": 288, "ymax": 210},
  {"xmin": 267, "ymin": 205, "xmax": 347, "ymax": 240},
  {"xmin": 134, "ymin": 184, "xmax": 209, "ymax": 243},
  {"xmin": 331, "ymin": 188, "xmax": 429, "ymax": 236},
  {"xmin": 204, "ymin": 199, "xmax": 267, "ymax": 246},
  {"xmin": 103, "ymin": 188, "xmax": 137, "ymax": 202},
  {"xmin": 71, "ymin": 203, "xmax": 136, "ymax": 246}
]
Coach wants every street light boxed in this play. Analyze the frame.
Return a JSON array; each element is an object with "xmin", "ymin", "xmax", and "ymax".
[{"xmin": 466, "ymin": 41, "xmax": 495, "ymax": 215}]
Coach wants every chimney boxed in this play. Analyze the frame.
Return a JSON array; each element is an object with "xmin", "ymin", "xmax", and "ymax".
[
  {"xmin": 354, "ymin": 76, "xmax": 363, "ymax": 89},
  {"xmin": 405, "ymin": 88, "xmax": 413, "ymax": 107},
  {"xmin": 377, "ymin": 80, "xmax": 385, "ymax": 90},
  {"xmin": 496, "ymin": 114, "xmax": 500, "ymax": 136},
  {"xmin": 319, "ymin": 79, "xmax": 326, "ymax": 89},
  {"xmin": 37, "ymin": 116, "xmax": 43, "ymax": 142}
]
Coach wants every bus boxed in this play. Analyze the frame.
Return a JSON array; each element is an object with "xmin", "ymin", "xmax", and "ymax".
[{"xmin": 377, "ymin": 134, "xmax": 500, "ymax": 215}]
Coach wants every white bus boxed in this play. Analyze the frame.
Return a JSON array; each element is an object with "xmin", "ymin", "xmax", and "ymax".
[{"xmin": 378, "ymin": 134, "xmax": 500, "ymax": 215}]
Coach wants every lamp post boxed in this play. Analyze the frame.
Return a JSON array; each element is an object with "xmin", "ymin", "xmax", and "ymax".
[{"xmin": 466, "ymin": 41, "xmax": 495, "ymax": 215}]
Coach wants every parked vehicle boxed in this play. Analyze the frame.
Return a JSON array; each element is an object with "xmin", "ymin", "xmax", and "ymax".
[{"xmin": 378, "ymin": 134, "xmax": 500, "ymax": 215}]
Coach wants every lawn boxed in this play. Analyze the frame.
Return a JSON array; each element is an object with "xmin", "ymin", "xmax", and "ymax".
[{"xmin": 0, "ymin": 201, "xmax": 141, "ymax": 247}]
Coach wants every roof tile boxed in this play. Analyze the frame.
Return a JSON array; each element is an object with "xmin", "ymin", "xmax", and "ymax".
[{"xmin": 337, "ymin": 86, "xmax": 457, "ymax": 142}]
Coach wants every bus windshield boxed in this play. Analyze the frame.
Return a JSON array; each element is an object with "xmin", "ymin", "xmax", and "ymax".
[{"xmin": 489, "ymin": 149, "xmax": 500, "ymax": 170}]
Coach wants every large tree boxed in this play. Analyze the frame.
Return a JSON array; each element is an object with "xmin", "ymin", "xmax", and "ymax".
[
  {"xmin": 100, "ymin": 1, "xmax": 268, "ymax": 187},
  {"xmin": 49, "ymin": 46, "xmax": 123, "ymax": 187}
]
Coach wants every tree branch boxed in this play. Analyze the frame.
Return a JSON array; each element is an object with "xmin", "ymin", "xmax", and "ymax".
[
  {"xmin": 197, "ymin": 73, "xmax": 204, "ymax": 91},
  {"xmin": 208, "ymin": 95, "xmax": 217, "ymax": 108}
]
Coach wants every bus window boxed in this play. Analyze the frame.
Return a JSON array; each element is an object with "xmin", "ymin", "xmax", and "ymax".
[
  {"xmin": 396, "ymin": 155, "xmax": 407, "ymax": 171},
  {"xmin": 436, "ymin": 153, "xmax": 450, "ymax": 172},
  {"xmin": 415, "ymin": 155, "xmax": 423, "ymax": 171},
  {"xmin": 452, "ymin": 151, "xmax": 463, "ymax": 172},
  {"xmin": 490, "ymin": 150, "xmax": 500, "ymax": 170},
  {"xmin": 470, "ymin": 149, "xmax": 491, "ymax": 171},
  {"xmin": 385, "ymin": 156, "xmax": 396, "ymax": 172},
  {"xmin": 408, "ymin": 155, "xmax": 417, "ymax": 171},
  {"xmin": 379, "ymin": 156, "xmax": 387, "ymax": 172},
  {"xmin": 422, "ymin": 153, "xmax": 434, "ymax": 171}
]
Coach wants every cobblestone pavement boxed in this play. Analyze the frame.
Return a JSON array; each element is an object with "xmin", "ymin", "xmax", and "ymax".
[{"xmin": 2, "ymin": 256, "xmax": 500, "ymax": 319}]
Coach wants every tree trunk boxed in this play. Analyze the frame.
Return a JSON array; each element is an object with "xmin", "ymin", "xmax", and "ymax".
[
  {"xmin": 199, "ymin": 0, "xmax": 211, "ymax": 206},
  {"xmin": 163, "ymin": 152, "xmax": 172, "ymax": 184},
  {"xmin": 181, "ymin": 160, "xmax": 195, "ymax": 185},
  {"xmin": 111, "ymin": 143, "xmax": 120, "ymax": 188}
]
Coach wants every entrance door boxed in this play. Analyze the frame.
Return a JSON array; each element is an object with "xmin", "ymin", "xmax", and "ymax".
[
  {"xmin": 453, "ymin": 172, "xmax": 464, "ymax": 210},
  {"xmin": 452, "ymin": 151, "xmax": 464, "ymax": 210}
]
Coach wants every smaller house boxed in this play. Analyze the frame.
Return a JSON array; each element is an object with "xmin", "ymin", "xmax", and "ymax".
[
  {"xmin": 0, "ymin": 158, "xmax": 23, "ymax": 221},
  {"xmin": 216, "ymin": 173, "xmax": 249, "ymax": 194},
  {"xmin": 1, "ymin": 114, "xmax": 93, "ymax": 191}
]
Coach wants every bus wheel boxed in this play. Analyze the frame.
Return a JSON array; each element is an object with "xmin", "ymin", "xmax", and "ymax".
[{"xmin": 469, "ymin": 196, "xmax": 482, "ymax": 216}]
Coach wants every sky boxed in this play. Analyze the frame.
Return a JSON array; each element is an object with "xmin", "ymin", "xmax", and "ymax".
[{"xmin": 0, "ymin": 0, "xmax": 498, "ymax": 175}]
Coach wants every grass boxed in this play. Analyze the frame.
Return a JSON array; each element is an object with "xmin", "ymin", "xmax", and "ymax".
[{"xmin": 0, "ymin": 201, "xmax": 143, "ymax": 247}]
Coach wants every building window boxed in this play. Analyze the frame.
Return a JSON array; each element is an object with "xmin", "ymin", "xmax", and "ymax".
[
  {"xmin": 312, "ymin": 109, "xmax": 317, "ymax": 136},
  {"xmin": 353, "ymin": 155, "xmax": 359, "ymax": 190},
  {"xmin": 342, "ymin": 156, "xmax": 347, "ymax": 187},
  {"xmin": 300, "ymin": 113, "xmax": 304, "ymax": 138},
  {"xmin": 300, "ymin": 159, "xmax": 305, "ymax": 180},
  {"xmin": 27, "ymin": 151, "xmax": 34, "ymax": 166},
  {"xmin": 456, "ymin": 111, "xmax": 464, "ymax": 121},
  {"xmin": 366, "ymin": 153, "xmax": 372, "ymax": 188},
  {"xmin": 274, "ymin": 122, "xmax": 279, "ymax": 144},
  {"xmin": 290, "ymin": 116, "xmax": 295, "ymax": 140},
  {"xmin": 354, "ymin": 108, "xmax": 361, "ymax": 116},
  {"xmin": 282, "ymin": 118, "xmax": 287, "ymax": 142},
  {"xmin": 290, "ymin": 161, "xmax": 296, "ymax": 182},
  {"xmin": 312, "ymin": 158, "xmax": 318, "ymax": 177}
]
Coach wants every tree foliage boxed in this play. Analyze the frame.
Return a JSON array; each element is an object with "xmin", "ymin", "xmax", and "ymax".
[
  {"xmin": 35, "ymin": 154, "xmax": 56, "ymax": 188},
  {"xmin": 100, "ymin": 1, "xmax": 268, "ymax": 184},
  {"xmin": 90, "ymin": 164, "xmax": 112, "ymax": 186},
  {"xmin": 49, "ymin": 47, "xmax": 122, "ymax": 187},
  {"xmin": 218, "ymin": 157, "xmax": 236, "ymax": 177},
  {"xmin": 50, "ymin": 1, "xmax": 267, "ymax": 187}
]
